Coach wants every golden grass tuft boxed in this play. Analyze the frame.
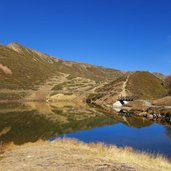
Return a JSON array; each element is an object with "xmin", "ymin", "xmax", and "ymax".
[{"xmin": 0, "ymin": 138, "xmax": 171, "ymax": 171}]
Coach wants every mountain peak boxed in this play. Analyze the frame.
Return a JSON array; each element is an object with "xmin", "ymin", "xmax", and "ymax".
[
  {"xmin": 7, "ymin": 42, "xmax": 27, "ymax": 53},
  {"xmin": 7, "ymin": 42, "xmax": 24, "ymax": 48}
]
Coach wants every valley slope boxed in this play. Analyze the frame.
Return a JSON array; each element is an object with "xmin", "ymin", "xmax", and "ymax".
[
  {"xmin": 0, "ymin": 42, "xmax": 123, "ymax": 101},
  {"xmin": 0, "ymin": 42, "xmax": 168, "ymax": 104}
]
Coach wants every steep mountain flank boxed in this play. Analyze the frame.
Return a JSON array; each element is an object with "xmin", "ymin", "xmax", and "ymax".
[
  {"xmin": 0, "ymin": 42, "xmax": 122, "ymax": 89},
  {"xmin": 0, "ymin": 43, "xmax": 58, "ymax": 90}
]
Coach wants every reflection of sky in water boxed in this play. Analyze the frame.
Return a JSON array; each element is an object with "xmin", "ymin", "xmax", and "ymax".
[{"xmin": 52, "ymin": 123, "xmax": 171, "ymax": 158}]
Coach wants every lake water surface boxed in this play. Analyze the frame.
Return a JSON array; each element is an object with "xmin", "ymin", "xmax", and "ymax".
[{"xmin": 0, "ymin": 102, "xmax": 171, "ymax": 158}]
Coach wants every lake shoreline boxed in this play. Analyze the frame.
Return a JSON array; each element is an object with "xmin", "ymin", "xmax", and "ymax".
[
  {"xmin": 1, "ymin": 99, "xmax": 171, "ymax": 125},
  {"xmin": 86, "ymin": 99, "xmax": 171, "ymax": 126}
]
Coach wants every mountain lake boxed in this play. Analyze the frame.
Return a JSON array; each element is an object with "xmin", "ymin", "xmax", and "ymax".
[{"xmin": 0, "ymin": 102, "xmax": 171, "ymax": 158}]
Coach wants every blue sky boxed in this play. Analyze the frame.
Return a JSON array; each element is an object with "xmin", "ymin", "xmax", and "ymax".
[{"xmin": 0, "ymin": 0, "xmax": 171, "ymax": 74}]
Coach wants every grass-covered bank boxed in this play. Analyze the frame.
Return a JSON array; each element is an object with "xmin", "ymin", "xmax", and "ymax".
[
  {"xmin": 152, "ymin": 96, "xmax": 171, "ymax": 106},
  {"xmin": 0, "ymin": 139, "xmax": 171, "ymax": 171}
]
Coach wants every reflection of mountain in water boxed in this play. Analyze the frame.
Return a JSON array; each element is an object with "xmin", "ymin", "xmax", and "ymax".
[
  {"xmin": 0, "ymin": 103, "xmax": 118, "ymax": 145},
  {"xmin": 119, "ymin": 116, "xmax": 153, "ymax": 128},
  {"xmin": 166, "ymin": 126, "xmax": 171, "ymax": 139},
  {"xmin": 0, "ymin": 102, "xmax": 153, "ymax": 145}
]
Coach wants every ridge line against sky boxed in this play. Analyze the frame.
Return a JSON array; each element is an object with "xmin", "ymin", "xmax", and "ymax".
[{"xmin": 0, "ymin": 0, "xmax": 171, "ymax": 75}]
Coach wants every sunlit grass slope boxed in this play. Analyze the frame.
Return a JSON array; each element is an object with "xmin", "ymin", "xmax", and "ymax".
[
  {"xmin": 0, "ymin": 139, "xmax": 171, "ymax": 171},
  {"xmin": 126, "ymin": 71, "xmax": 168, "ymax": 99}
]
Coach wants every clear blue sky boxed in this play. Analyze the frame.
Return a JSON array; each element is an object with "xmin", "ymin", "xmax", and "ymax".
[{"xmin": 1, "ymin": 0, "xmax": 171, "ymax": 75}]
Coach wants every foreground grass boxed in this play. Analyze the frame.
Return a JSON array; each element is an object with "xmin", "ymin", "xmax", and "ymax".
[{"xmin": 0, "ymin": 139, "xmax": 171, "ymax": 171}]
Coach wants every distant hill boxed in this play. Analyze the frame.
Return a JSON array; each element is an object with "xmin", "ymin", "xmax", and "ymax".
[
  {"xmin": 153, "ymin": 72, "xmax": 166, "ymax": 80},
  {"xmin": 0, "ymin": 42, "xmax": 123, "ymax": 90},
  {"xmin": 87, "ymin": 71, "xmax": 168, "ymax": 108},
  {"xmin": 126, "ymin": 71, "xmax": 168, "ymax": 99}
]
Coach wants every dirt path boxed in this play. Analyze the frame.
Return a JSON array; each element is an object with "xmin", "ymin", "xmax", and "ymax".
[{"xmin": 120, "ymin": 74, "xmax": 130, "ymax": 96}]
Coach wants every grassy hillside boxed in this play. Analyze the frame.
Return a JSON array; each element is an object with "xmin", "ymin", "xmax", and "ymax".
[
  {"xmin": 54, "ymin": 60, "xmax": 122, "ymax": 82},
  {"xmin": 0, "ymin": 42, "xmax": 123, "ymax": 91},
  {"xmin": 86, "ymin": 73, "xmax": 129, "ymax": 106},
  {"xmin": 126, "ymin": 71, "xmax": 168, "ymax": 99},
  {"xmin": 86, "ymin": 72, "xmax": 168, "ymax": 108},
  {"xmin": 1, "ymin": 42, "xmax": 168, "ymax": 102},
  {"xmin": 0, "ymin": 43, "xmax": 59, "ymax": 90}
]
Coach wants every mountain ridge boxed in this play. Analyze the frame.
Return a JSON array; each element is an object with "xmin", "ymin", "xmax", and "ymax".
[
  {"xmin": 1, "ymin": 42, "xmax": 123, "ymax": 87},
  {"xmin": 0, "ymin": 42, "xmax": 169, "ymax": 102},
  {"xmin": 0, "ymin": 42, "xmax": 124, "ymax": 101}
]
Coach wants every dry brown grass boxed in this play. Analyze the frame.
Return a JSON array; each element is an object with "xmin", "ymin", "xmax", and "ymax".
[
  {"xmin": 127, "ymin": 101, "xmax": 148, "ymax": 111},
  {"xmin": 165, "ymin": 75, "xmax": 171, "ymax": 95},
  {"xmin": 126, "ymin": 71, "xmax": 168, "ymax": 99},
  {"xmin": 152, "ymin": 96, "xmax": 171, "ymax": 106},
  {"xmin": 0, "ymin": 139, "xmax": 171, "ymax": 171}
]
